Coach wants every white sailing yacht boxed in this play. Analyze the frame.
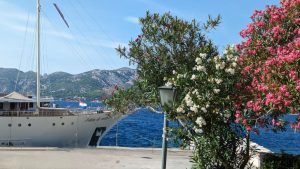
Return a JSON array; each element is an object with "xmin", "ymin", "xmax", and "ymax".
[{"xmin": 0, "ymin": 0, "xmax": 121, "ymax": 147}]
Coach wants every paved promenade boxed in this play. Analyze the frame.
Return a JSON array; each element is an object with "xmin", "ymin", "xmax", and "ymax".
[{"xmin": 0, "ymin": 147, "xmax": 192, "ymax": 169}]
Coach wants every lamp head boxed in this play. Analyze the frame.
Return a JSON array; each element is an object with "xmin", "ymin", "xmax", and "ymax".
[{"xmin": 158, "ymin": 85, "xmax": 176, "ymax": 107}]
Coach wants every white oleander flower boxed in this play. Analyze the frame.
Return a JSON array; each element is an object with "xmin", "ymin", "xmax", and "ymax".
[
  {"xmin": 172, "ymin": 70, "xmax": 176, "ymax": 75},
  {"xmin": 192, "ymin": 89, "xmax": 199, "ymax": 95},
  {"xmin": 213, "ymin": 55, "xmax": 221, "ymax": 61},
  {"xmin": 232, "ymin": 62, "xmax": 237, "ymax": 67},
  {"xmin": 220, "ymin": 62, "xmax": 226, "ymax": 70},
  {"xmin": 195, "ymin": 57, "xmax": 202, "ymax": 65},
  {"xmin": 234, "ymin": 56, "xmax": 238, "ymax": 62},
  {"xmin": 205, "ymin": 104, "xmax": 210, "ymax": 108},
  {"xmin": 225, "ymin": 68, "xmax": 235, "ymax": 75},
  {"xmin": 213, "ymin": 88, "xmax": 220, "ymax": 94},
  {"xmin": 215, "ymin": 64, "xmax": 220, "ymax": 70},
  {"xmin": 163, "ymin": 77, "xmax": 167, "ymax": 81},
  {"xmin": 176, "ymin": 106, "xmax": 184, "ymax": 113},
  {"xmin": 195, "ymin": 116, "xmax": 206, "ymax": 127},
  {"xmin": 184, "ymin": 93, "xmax": 194, "ymax": 107},
  {"xmin": 184, "ymin": 93, "xmax": 191, "ymax": 101},
  {"xmin": 227, "ymin": 54, "xmax": 234, "ymax": 60},
  {"xmin": 191, "ymin": 74, "xmax": 196, "ymax": 80},
  {"xmin": 214, "ymin": 78, "xmax": 223, "ymax": 84},
  {"xmin": 165, "ymin": 81, "xmax": 172, "ymax": 86},
  {"xmin": 186, "ymin": 100, "xmax": 193, "ymax": 107},
  {"xmin": 177, "ymin": 74, "xmax": 183, "ymax": 79},
  {"xmin": 196, "ymin": 65, "xmax": 206, "ymax": 72},
  {"xmin": 199, "ymin": 53, "xmax": 207, "ymax": 59},
  {"xmin": 201, "ymin": 107, "xmax": 207, "ymax": 113},
  {"xmin": 190, "ymin": 104, "xmax": 199, "ymax": 113},
  {"xmin": 223, "ymin": 49, "xmax": 228, "ymax": 55},
  {"xmin": 194, "ymin": 127, "xmax": 203, "ymax": 134}
]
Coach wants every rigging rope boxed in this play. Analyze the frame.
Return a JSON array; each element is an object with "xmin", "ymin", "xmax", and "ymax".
[
  {"xmin": 75, "ymin": 0, "xmax": 120, "ymax": 47},
  {"xmin": 66, "ymin": 0, "xmax": 113, "ymax": 66},
  {"xmin": 61, "ymin": 0, "xmax": 119, "ymax": 69},
  {"xmin": 41, "ymin": 11, "xmax": 92, "ymax": 71},
  {"xmin": 22, "ymin": 15, "xmax": 37, "ymax": 94},
  {"xmin": 14, "ymin": 11, "xmax": 31, "ymax": 92},
  {"xmin": 52, "ymin": 3, "xmax": 99, "ymax": 70}
]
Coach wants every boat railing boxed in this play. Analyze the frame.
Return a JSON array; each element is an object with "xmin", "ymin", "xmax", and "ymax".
[
  {"xmin": 39, "ymin": 107, "xmax": 71, "ymax": 116},
  {"xmin": 0, "ymin": 108, "xmax": 71, "ymax": 117},
  {"xmin": 0, "ymin": 110, "xmax": 35, "ymax": 116},
  {"xmin": 68, "ymin": 107, "xmax": 112, "ymax": 114},
  {"xmin": 0, "ymin": 107, "xmax": 112, "ymax": 117}
]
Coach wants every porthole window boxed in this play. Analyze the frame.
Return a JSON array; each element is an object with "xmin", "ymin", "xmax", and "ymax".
[
  {"xmin": 61, "ymin": 122, "xmax": 64, "ymax": 126},
  {"xmin": 28, "ymin": 123, "xmax": 31, "ymax": 127},
  {"xmin": 8, "ymin": 124, "xmax": 11, "ymax": 127},
  {"xmin": 71, "ymin": 122, "xmax": 74, "ymax": 125},
  {"xmin": 18, "ymin": 123, "xmax": 21, "ymax": 127},
  {"xmin": 52, "ymin": 123, "xmax": 55, "ymax": 126}
]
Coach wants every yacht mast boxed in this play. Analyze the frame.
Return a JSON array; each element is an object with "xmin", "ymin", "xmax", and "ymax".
[{"xmin": 36, "ymin": 0, "xmax": 41, "ymax": 112}]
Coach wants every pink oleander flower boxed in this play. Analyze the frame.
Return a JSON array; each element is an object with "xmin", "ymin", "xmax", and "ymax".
[{"xmin": 235, "ymin": 0, "xmax": 300, "ymax": 130}]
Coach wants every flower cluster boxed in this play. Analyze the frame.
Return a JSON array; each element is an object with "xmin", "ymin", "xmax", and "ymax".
[
  {"xmin": 235, "ymin": 0, "xmax": 300, "ymax": 130},
  {"xmin": 168, "ymin": 46, "xmax": 239, "ymax": 134}
]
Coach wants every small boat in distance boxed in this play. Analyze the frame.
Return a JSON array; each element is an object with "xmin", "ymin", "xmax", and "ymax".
[{"xmin": 0, "ymin": 0, "xmax": 121, "ymax": 147}]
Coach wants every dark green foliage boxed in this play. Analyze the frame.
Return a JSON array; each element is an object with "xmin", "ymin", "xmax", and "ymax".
[
  {"xmin": 112, "ymin": 11, "xmax": 219, "ymax": 111},
  {"xmin": 261, "ymin": 153, "xmax": 300, "ymax": 169},
  {"xmin": 203, "ymin": 15, "xmax": 221, "ymax": 30}
]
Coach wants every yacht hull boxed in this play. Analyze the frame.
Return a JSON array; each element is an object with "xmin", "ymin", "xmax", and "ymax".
[{"xmin": 0, "ymin": 112, "xmax": 120, "ymax": 147}]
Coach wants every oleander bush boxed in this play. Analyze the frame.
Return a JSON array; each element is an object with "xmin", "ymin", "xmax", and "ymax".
[
  {"xmin": 106, "ymin": 11, "xmax": 251, "ymax": 169},
  {"xmin": 235, "ymin": 0, "xmax": 300, "ymax": 132},
  {"xmin": 106, "ymin": 0, "xmax": 300, "ymax": 168}
]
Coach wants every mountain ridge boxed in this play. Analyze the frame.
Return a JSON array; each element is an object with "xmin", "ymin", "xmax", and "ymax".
[{"xmin": 0, "ymin": 67, "xmax": 136, "ymax": 100}]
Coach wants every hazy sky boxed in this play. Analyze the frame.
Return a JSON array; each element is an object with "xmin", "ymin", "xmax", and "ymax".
[{"xmin": 0, "ymin": 0, "xmax": 279, "ymax": 74}]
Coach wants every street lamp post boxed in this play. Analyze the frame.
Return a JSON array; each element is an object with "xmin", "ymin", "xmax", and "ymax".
[{"xmin": 158, "ymin": 86, "xmax": 176, "ymax": 169}]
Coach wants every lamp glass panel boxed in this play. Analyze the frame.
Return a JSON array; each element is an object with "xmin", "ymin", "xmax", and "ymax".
[{"xmin": 159, "ymin": 89, "xmax": 174, "ymax": 107}]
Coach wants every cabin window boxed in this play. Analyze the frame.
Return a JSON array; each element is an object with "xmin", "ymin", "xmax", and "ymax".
[
  {"xmin": 52, "ymin": 123, "xmax": 55, "ymax": 126},
  {"xmin": 61, "ymin": 122, "xmax": 64, "ymax": 126},
  {"xmin": 8, "ymin": 124, "xmax": 11, "ymax": 127},
  {"xmin": 18, "ymin": 123, "xmax": 21, "ymax": 127},
  {"xmin": 29, "ymin": 103, "xmax": 33, "ymax": 108},
  {"xmin": 0, "ymin": 103, "xmax": 3, "ymax": 110},
  {"xmin": 10, "ymin": 103, "xmax": 16, "ymax": 110},
  {"xmin": 41, "ymin": 102, "xmax": 49, "ymax": 107},
  {"xmin": 20, "ymin": 103, "xmax": 27, "ymax": 110},
  {"xmin": 28, "ymin": 123, "xmax": 31, "ymax": 127}
]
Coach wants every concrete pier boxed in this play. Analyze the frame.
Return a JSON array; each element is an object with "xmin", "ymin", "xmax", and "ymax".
[{"xmin": 0, "ymin": 147, "xmax": 192, "ymax": 169}]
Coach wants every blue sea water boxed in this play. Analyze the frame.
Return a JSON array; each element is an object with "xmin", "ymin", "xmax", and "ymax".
[
  {"xmin": 53, "ymin": 101, "xmax": 300, "ymax": 154},
  {"xmin": 250, "ymin": 115, "xmax": 300, "ymax": 155},
  {"xmin": 100, "ymin": 109, "xmax": 166, "ymax": 147}
]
